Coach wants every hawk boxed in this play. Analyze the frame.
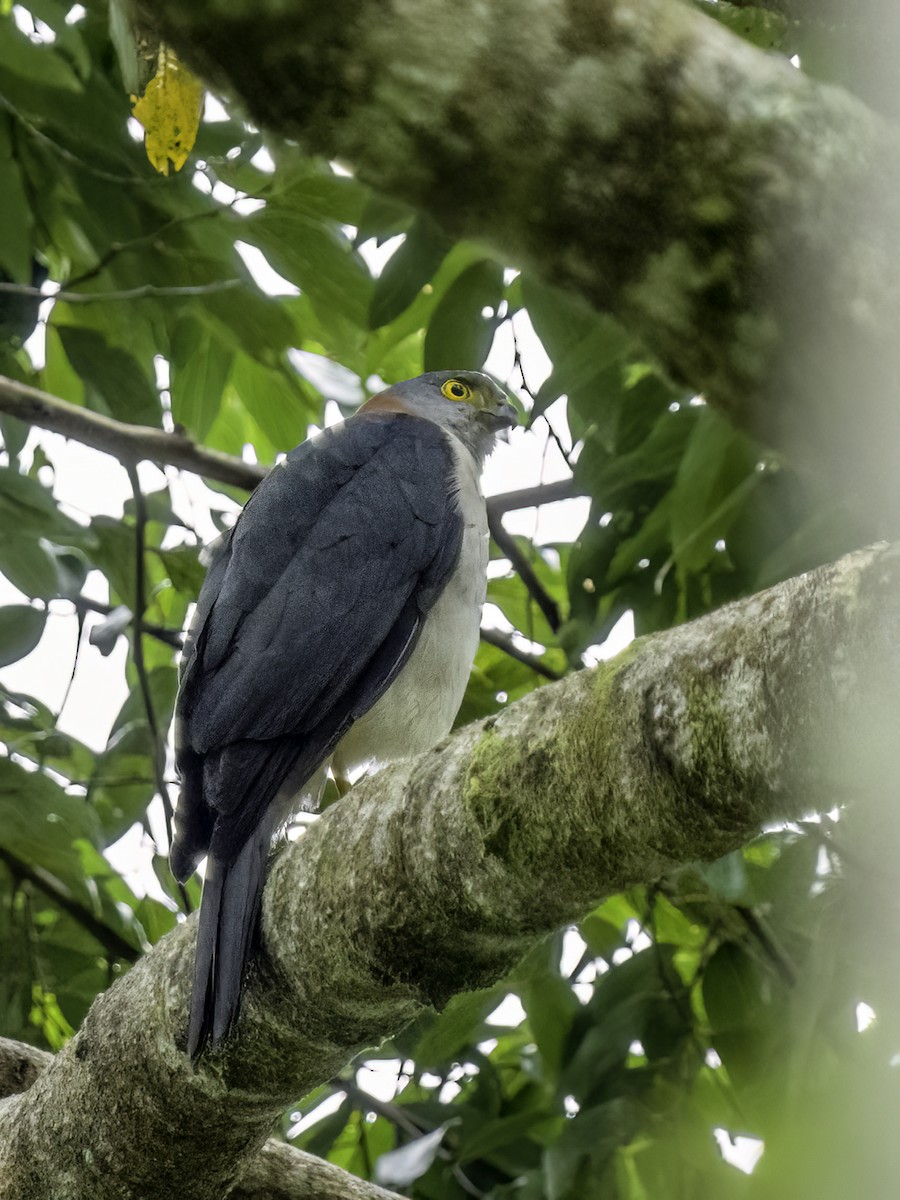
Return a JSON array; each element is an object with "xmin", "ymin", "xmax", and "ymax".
[{"xmin": 171, "ymin": 370, "xmax": 517, "ymax": 1057}]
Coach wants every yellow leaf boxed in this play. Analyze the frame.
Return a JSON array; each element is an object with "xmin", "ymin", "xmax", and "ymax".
[{"xmin": 131, "ymin": 47, "xmax": 204, "ymax": 176}]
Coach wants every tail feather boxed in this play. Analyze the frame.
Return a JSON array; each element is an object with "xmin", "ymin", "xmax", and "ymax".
[{"xmin": 186, "ymin": 825, "xmax": 271, "ymax": 1059}]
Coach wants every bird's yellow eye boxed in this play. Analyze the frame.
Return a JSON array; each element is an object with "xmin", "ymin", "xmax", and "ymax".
[{"xmin": 441, "ymin": 379, "xmax": 473, "ymax": 402}]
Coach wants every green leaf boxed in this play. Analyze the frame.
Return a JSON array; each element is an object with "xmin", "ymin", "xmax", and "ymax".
[
  {"xmin": 415, "ymin": 986, "xmax": 506, "ymax": 1065},
  {"xmin": 0, "ymin": 731, "xmax": 93, "ymax": 789},
  {"xmin": 245, "ymin": 210, "xmax": 372, "ymax": 327},
  {"xmin": 670, "ymin": 407, "xmax": 759, "ymax": 573},
  {"xmin": 576, "ymin": 407, "xmax": 698, "ymax": 504},
  {"xmin": 697, "ymin": 1, "xmax": 788, "ymax": 50},
  {"xmin": 0, "ymin": 16, "xmax": 82, "ymax": 91},
  {"xmin": 702, "ymin": 942, "xmax": 764, "ymax": 1033},
  {"xmin": 170, "ymin": 319, "xmax": 232, "ymax": 440},
  {"xmin": 229, "ymin": 353, "xmax": 316, "ymax": 452},
  {"xmin": 0, "ymin": 757, "xmax": 101, "ymax": 883},
  {"xmin": 0, "ymin": 412, "xmax": 29, "ymax": 459},
  {"xmin": 369, "ymin": 215, "xmax": 451, "ymax": 329},
  {"xmin": 56, "ymin": 326, "xmax": 161, "ymax": 426},
  {"xmin": 544, "ymin": 1100, "xmax": 644, "ymax": 1200},
  {"xmin": 0, "ymin": 468, "xmax": 91, "ymax": 598},
  {"xmin": 423, "ymin": 260, "xmax": 504, "ymax": 370},
  {"xmin": 0, "ymin": 123, "xmax": 32, "ymax": 282},
  {"xmin": 519, "ymin": 974, "xmax": 580, "ymax": 1081},
  {"xmin": 0, "ymin": 604, "xmax": 46, "ymax": 666},
  {"xmin": 155, "ymin": 546, "xmax": 206, "ymax": 597}
]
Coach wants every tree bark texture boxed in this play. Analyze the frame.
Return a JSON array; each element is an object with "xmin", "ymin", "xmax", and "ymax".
[
  {"xmin": 0, "ymin": 541, "xmax": 896, "ymax": 1199},
  {"xmin": 134, "ymin": 0, "xmax": 900, "ymax": 516},
  {"xmin": 0, "ymin": 1038, "xmax": 403, "ymax": 1200}
]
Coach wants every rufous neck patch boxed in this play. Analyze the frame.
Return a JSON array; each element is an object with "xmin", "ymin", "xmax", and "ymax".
[{"xmin": 359, "ymin": 390, "xmax": 409, "ymax": 415}]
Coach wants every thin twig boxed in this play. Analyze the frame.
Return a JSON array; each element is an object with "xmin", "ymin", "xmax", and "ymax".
[
  {"xmin": 0, "ymin": 848, "xmax": 140, "ymax": 963},
  {"xmin": 479, "ymin": 627, "xmax": 561, "ymax": 681},
  {"xmin": 73, "ymin": 596, "xmax": 184, "ymax": 650},
  {"xmin": 65, "ymin": 210, "xmax": 224, "ymax": 291},
  {"xmin": 124, "ymin": 464, "xmax": 191, "ymax": 913},
  {"xmin": 486, "ymin": 477, "xmax": 580, "ymax": 517},
  {"xmin": 488, "ymin": 514, "xmax": 562, "ymax": 634},
  {"xmin": 540, "ymin": 413, "xmax": 575, "ymax": 471},
  {"xmin": 0, "ymin": 280, "xmax": 242, "ymax": 303},
  {"xmin": 734, "ymin": 904, "xmax": 797, "ymax": 988},
  {"xmin": 0, "ymin": 92, "xmax": 166, "ymax": 187}
]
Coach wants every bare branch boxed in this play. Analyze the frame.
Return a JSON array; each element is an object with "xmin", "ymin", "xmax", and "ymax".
[
  {"xmin": 0, "ymin": 281, "xmax": 242, "ymax": 303},
  {"xmin": 1, "ymin": 374, "xmax": 580, "ymax": 529},
  {"xmin": 486, "ymin": 478, "xmax": 580, "ymax": 518},
  {"xmin": 479, "ymin": 626, "xmax": 562, "ymax": 681},
  {"xmin": 0, "ymin": 375, "xmax": 266, "ymax": 490},
  {"xmin": 488, "ymin": 514, "xmax": 562, "ymax": 634}
]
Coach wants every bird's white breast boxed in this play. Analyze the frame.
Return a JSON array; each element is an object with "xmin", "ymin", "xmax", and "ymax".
[{"xmin": 332, "ymin": 434, "xmax": 488, "ymax": 773}]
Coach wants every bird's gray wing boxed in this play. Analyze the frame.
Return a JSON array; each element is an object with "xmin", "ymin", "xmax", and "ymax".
[{"xmin": 173, "ymin": 411, "xmax": 463, "ymax": 870}]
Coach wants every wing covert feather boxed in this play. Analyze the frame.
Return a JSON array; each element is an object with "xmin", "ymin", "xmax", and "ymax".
[{"xmin": 176, "ymin": 412, "xmax": 462, "ymax": 790}]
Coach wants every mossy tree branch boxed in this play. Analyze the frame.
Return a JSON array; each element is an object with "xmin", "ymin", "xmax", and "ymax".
[{"xmin": 0, "ymin": 541, "xmax": 896, "ymax": 1199}]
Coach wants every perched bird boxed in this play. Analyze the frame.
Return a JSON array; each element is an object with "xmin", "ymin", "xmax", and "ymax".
[{"xmin": 171, "ymin": 369, "xmax": 517, "ymax": 1058}]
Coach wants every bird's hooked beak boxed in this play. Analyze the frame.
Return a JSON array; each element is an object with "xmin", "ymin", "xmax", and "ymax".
[{"xmin": 478, "ymin": 398, "xmax": 519, "ymax": 435}]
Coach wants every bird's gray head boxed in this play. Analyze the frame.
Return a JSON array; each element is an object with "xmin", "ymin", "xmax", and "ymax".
[{"xmin": 360, "ymin": 370, "xmax": 518, "ymax": 461}]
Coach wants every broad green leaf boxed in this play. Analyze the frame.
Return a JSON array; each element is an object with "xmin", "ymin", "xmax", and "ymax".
[
  {"xmin": 702, "ymin": 942, "xmax": 764, "ymax": 1033},
  {"xmin": 414, "ymin": 986, "xmax": 507, "ymax": 1066},
  {"xmin": 56, "ymin": 326, "xmax": 161, "ymax": 426},
  {"xmin": 0, "ymin": 468, "xmax": 92, "ymax": 598},
  {"xmin": 0, "ymin": 16, "xmax": 82, "ymax": 90},
  {"xmin": 0, "ymin": 122, "xmax": 32, "ymax": 282},
  {"xmin": 0, "ymin": 757, "xmax": 101, "ymax": 885},
  {"xmin": 169, "ymin": 319, "xmax": 232, "ymax": 440},
  {"xmin": 229, "ymin": 353, "xmax": 317, "ymax": 452},
  {"xmin": 670, "ymin": 408, "xmax": 758, "ymax": 573},
  {"xmin": 245, "ymin": 210, "xmax": 372, "ymax": 327},
  {"xmin": 544, "ymin": 1100, "xmax": 644, "ymax": 1200},
  {"xmin": 424, "ymin": 260, "xmax": 504, "ymax": 371},
  {"xmin": 576, "ymin": 406, "xmax": 698, "ymax": 503},
  {"xmin": 697, "ymin": 1, "xmax": 788, "ymax": 51},
  {"xmin": 0, "ymin": 685, "xmax": 95, "ymax": 783},
  {"xmin": 155, "ymin": 546, "xmax": 205, "ymax": 597},
  {"xmin": 369, "ymin": 215, "xmax": 451, "ymax": 329},
  {"xmin": 0, "ymin": 604, "xmax": 45, "ymax": 666}
]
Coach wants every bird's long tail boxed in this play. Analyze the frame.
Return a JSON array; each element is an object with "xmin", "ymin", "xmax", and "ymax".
[{"xmin": 186, "ymin": 822, "xmax": 272, "ymax": 1060}]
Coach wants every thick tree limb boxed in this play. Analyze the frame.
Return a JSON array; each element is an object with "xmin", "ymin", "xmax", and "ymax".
[
  {"xmin": 135, "ymin": 0, "xmax": 900, "ymax": 515},
  {"xmin": 0, "ymin": 541, "xmax": 896, "ymax": 1199},
  {"xmin": 0, "ymin": 1039, "xmax": 51, "ymax": 1102},
  {"xmin": 0, "ymin": 1037, "xmax": 402, "ymax": 1200}
]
